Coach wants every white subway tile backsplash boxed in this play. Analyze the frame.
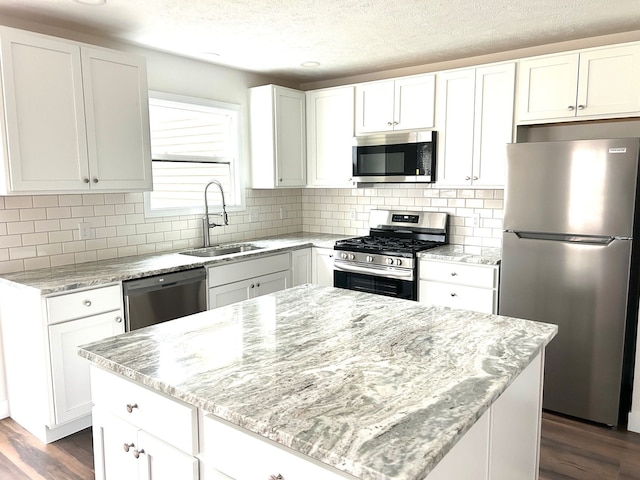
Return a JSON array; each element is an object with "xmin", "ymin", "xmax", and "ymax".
[{"xmin": 1, "ymin": 185, "xmax": 501, "ymax": 274}]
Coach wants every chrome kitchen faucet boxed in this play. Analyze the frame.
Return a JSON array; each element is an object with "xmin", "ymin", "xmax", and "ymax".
[{"xmin": 202, "ymin": 180, "xmax": 229, "ymax": 247}]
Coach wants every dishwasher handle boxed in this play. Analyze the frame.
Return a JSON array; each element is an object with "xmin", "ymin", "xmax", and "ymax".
[{"xmin": 123, "ymin": 267, "xmax": 206, "ymax": 297}]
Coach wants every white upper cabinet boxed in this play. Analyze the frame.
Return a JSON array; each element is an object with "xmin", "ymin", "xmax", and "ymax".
[
  {"xmin": 305, "ymin": 86, "xmax": 355, "ymax": 187},
  {"xmin": 0, "ymin": 27, "xmax": 152, "ymax": 194},
  {"xmin": 517, "ymin": 44, "xmax": 640, "ymax": 123},
  {"xmin": 355, "ymin": 74, "xmax": 435, "ymax": 134},
  {"xmin": 436, "ymin": 62, "xmax": 515, "ymax": 187},
  {"xmin": 250, "ymin": 84, "xmax": 306, "ymax": 188}
]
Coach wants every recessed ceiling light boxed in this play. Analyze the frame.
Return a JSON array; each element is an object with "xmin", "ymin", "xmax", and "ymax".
[
  {"xmin": 301, "ymin": 61, "xmax": 320, "ymax": 68},
  {"xmin": 73, "ymin": 0, "xmax": 107, "ymax": 5}
]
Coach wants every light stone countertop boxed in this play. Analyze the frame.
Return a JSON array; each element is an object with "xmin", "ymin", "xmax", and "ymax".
[
  {"xmin": 418, "ymin": 245, "xmax": 502, "ymax": 265},
  {"xmin": 0, "ymin": 233, "xmax": 348, "ymax": 294},
  {"xmin": 79, "ymin": 284, "xmax": 556, "ymax": 480}
]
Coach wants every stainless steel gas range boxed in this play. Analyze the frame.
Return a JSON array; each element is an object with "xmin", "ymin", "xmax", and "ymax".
[{"xmin": 333, "ymin": 209, "xmax": 448, "ymax": 300}]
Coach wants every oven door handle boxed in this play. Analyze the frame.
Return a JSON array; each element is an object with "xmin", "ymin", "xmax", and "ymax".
[{"xmin": 333, "ymin": 259, "xmax": 414, "ymax": 281}]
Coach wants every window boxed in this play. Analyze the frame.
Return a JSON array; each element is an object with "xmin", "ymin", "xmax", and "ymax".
[{"xmin": 144, "ymin": 91, "xmax": 243, "ymax": 217}]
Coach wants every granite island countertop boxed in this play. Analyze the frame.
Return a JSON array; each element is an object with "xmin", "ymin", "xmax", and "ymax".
[
  {"xmin": 0, "ymin": 232, "xmax": 348, "ymax": 294},
  {"xmin": 79, "ymin": 284, "xmax": 556, "ymax": 480}
]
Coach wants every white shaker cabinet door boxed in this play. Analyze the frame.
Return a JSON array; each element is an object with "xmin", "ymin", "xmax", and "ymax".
[
  {"xmin": 516, "ymin": 53, "xmax": 579, "ymax": 121},
  {"xmin": 82, "ymin": 47, "xmax": 152, "ymax": 191},
  {"xmin": 93, "ymin": 408, "xmax": 140, "ymax": 480},
  {"xmin": 0, "ymin": 29, "xmax": 90, "ymax": 191},
  {"xmin": 355, "ymin": 80, "xmax": 395, "ymax": 134},
  {"xmin": 576, "ymin": 44, "xmax": 640, "ymax": 117},
  {"xmin": 138, "ymin": 430, "xmax": 199, "ymax": 480},
  {"xmin": 49, "ymin": 310, "xmax": 124, "ymax": 426},
  {"xmin": 394, "ymin": 74, "xmax": 436, "ymax": 131}
]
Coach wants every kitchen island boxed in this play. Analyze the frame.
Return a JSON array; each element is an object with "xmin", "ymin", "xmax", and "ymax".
[{"xmin": 79, "ymin": 285, "xmax": 557, "ymax": 480}]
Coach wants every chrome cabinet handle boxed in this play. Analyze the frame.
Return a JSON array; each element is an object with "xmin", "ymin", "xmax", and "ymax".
[
  {"xmin": 115, "ymin": 316, "xmax": 123, "ymax": 323},
  {"xmin": 465, "ymin": 176, "xmax": 471, "ymax": 180},
  {"xmin": 133, "ymin": 448, "xmax": 145, "ymax": 459},
  {"xmin": 250, "ymin": 284, "xmax": 255, "ymax": 289},
  {"xmin": 92, "ymin": 178, "xmax": 99, "ymax": 183},
  {"xmin": 473, "ymin": 176, "xmax": 478, "ymax": 180},
  {"xmin": 387, "ymin": 121, "xmax": 393, "ymax": 126},
  {"xmin": 83, "ymin": 178, "xmax": 90, "ymax": 183},
  {"xmin": 577, "ymin": 104, "xmax": 585, "ymax": 110},
  {"xmin": 450, "ymin": 272, "xmax": 458, "ymax": 276},
  {"xmin": 126, "ymin": 403, "xmax": 138, "ymax": 413},
  {"xmin": 84, "ymin": 300, "xmax": 92, "ymax": 307},
  {"xmin": 123, "ymin": 442, "xmax": 135, "ymax": 452},
  {"xmin": 568, "ymin": 105, "xmax": 575, "ymax": 111},
  {"xmin": 256, "ymin": 283, "xmax": 261, "ymax": 288},
  {"xmin": 269, "ymin": 475, "xmax": 284, "ymax": 480},
  {"xmin": 450, "ymin": 292, "xmax": 457, "ymax": 297}
]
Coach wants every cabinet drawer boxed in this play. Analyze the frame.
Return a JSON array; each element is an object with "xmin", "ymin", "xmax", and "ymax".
[
  {"xmin": 90, "ymin": 366, "xmax": 197, "ymax": 455},
  {"xmin": 201, "ymin": 414, "xmax": 355, "ymax": 480},
  {"xmin": 207, "ymin": 253, "xmax": 291, "ymax": 288},
  {"xmin": 419, "ymin": 261, "xmax": 496, "ymax": 288},
  {"xmin": 47, "ymin": 284, "xmax": 122, "ymax": 324},
  {"xmin": 419, "ymin": 281, "xmax": 496, "ymax": 314}
]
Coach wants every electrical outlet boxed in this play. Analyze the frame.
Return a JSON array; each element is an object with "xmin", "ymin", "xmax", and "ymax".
[
  {"xmin": 250, "ymin": 208, "xmax": 259, "ymax": 222},
  {"xmin": 78, "ymin": 222, "xmax": 91, "ymax": 240},
  {"xmin": 279, "ymin": 207, "xmax": 287, "ymax": 220},
  {"xmin": 349, "ymin": 209, "xmax": 357, "ymax": 220},
  {"xmin": 472, "ymin": 213, "xmax": 481, "ymax": 227}
]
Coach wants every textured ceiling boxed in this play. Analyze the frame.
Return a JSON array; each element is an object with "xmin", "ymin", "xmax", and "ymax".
[{"xmin": 1, "ymin": 0, "xmax": 640, "ymax": 81}]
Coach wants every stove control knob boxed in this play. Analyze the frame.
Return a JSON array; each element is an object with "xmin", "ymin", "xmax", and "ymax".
[
  {"xmin": 386, "ymin": 258, "xmax": 394, "ymax": 265},
  {"xmin": 395, "ymin": 259, "xmax": 402, "ymax": 266},
  {"xmin": 348, "ymin": 253, "xmax": 355, "ymax": 261},
  {"xmin": 366, "ymin": 255, "xmax": 373, "ymax": 262}
]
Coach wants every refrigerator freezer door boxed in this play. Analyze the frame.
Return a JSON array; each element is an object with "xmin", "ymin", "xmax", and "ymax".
[
  {"xmin": 504, "ymin": 138, "xmax": 639, "ymax": 237},
  {"xmin": 499, "ymin": 231, "xmax": 632, "ymax": 425}
]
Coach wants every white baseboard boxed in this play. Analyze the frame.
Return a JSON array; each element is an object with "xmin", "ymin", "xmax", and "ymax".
[
  {"xmin": 628, "ymin": 410, "xmax": 640, "ymax": 433},
  {"xmin": 0, "ymin": 400, "xmax": 9, "ymax": 420}
]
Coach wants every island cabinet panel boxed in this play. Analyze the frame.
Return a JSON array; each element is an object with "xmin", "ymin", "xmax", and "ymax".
[
  {"xmin": 418, "ymin": 259, "xmax": 499, "ymax": 314},
  {"xmin": 207, "ymin": 253, "xmax": 291, "ymax": 309},
  {"xmin": 0, "ymin": 26, "xmax": 152, "ymax": 194},
  {"xmin": 93, "ymin": 407, "xmax": 199, "ymax": 480},
  {"xmin": 200, "ymin": 414, "xmax": 357, "ymax": 480}
]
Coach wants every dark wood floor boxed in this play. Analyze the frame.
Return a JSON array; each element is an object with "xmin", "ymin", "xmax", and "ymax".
[{"xmin": 0, "ymin": 412, "xmax": 639, "ymax": 479}]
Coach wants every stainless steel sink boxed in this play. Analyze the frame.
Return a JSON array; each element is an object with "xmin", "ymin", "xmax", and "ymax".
[{"xmin": 179, "ymin": 243, "xmax": 265, "ymax": 257}]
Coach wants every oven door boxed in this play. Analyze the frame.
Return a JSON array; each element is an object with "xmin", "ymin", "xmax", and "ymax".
[{"xmin": 334, "ymin": 269, "xmax": 415, "ymax": 300}]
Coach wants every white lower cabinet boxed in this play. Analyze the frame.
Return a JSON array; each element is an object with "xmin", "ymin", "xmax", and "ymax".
[
  {"xmin": 0, "ymin": 282, "xmax": 124, "ymax": 443},
  {"xmin": 419, "ymin": 259, "xmax": 499, "ymax": 313},
  {"xmin": 207, "ymin": 253, "xmax": 292, "ymax": 309},
  {"xmin": 91, "ymin": 366, "xmax": 199, "ymax": 480},
  {"xmin": 291, "ymin": 247, "xmax": 312, "ymax": 286},
  {"xmin": 312, "ymin": 247, "xmax": 335, "ymax": 286}
]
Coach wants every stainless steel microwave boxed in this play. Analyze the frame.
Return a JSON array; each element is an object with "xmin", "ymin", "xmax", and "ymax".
[{"xmin": 352, "ymin": 130, "xmax": 436, "ymax": 183}]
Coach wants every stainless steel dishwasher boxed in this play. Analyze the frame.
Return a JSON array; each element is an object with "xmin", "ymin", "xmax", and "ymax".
[{"xmin": 122, "ymin": 267, "xmax": 207, "ymax": 331}]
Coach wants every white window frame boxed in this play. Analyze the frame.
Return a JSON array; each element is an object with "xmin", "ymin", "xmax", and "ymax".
[{"xmin": 143, "ymin": 90, "xmax": 245, "ymax": 218}]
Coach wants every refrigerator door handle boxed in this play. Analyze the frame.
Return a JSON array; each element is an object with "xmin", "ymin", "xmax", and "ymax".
[{"xmin": 510, "ymin": 231, "xmax": 618, "ymax": 245}]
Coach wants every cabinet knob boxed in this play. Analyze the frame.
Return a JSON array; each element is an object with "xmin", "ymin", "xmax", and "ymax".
[
  {"xmin": 472, "ymin": 176, "xmax": 478, "ymax": 180},
  {"xmin": 269, "ymin": 475, "xmax": 284, "ymax": 480},
  {"xmin": 577, "ymin": 104, "xmax": 585, "ymax": 110},
  {"xmin": 126, "ymin": 403, "xmax": 138, "ymax": 413},
  {"xmin": 450, "ymin": 272, "xmax": 458, "ymax": 276},
  {"xmin": 568, "ymin": 105, "xmax": 575, "ymax": 111},
  {"xmin": 279, "ymin": 178, "xmax": 283, "ymax": 182},
  {"xmin": 83, "ymin": 178, "xmax": 90, "ymax": 184},
  {"xmin": 115, "ymin": 316, "xmax": 123, "ymax": 323},
  {"xmin": 84, "ymin": 300, "xmax": 92, "ymax": 307},
  {"xmin": 133, "ymin": 448, "xmax": 145, "ymax": 459},
  {"xmin": 123, "ymin": 442, "xmax": 135, "ymax": 452},
  {"xmin": 250, "ymin": 284, "xmax": 255, "ymax": 289},
  {"xmin": 92, "ymin": 178, "xmax": 99, "ymax": 183},
  {"xmin": 450, "ymin": 292, "xmax": 457, "ymax": 297},
  {"xmin": 256, "ymin": 283, "xmax": 261, "ymax": 288},
  {"xmin": 465, "ymin": 176, "xmax": 471, "ymax": 180},
  {"xmin": 387, "ymin": 121, "xmax": 393, "ymax": 126}
]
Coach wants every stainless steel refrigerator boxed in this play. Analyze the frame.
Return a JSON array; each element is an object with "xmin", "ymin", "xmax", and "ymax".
[{"xmin": 499, "ymin": 138, "xmax": 640, "ymax": 427}]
